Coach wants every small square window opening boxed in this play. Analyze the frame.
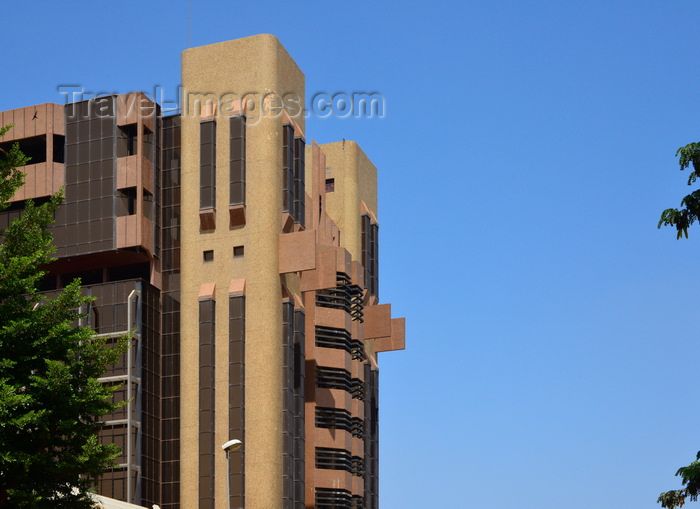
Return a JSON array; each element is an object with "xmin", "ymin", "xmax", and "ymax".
[
  {"xmin": 233, "ymin": 246, "xmax": 244, "ymax": 258},
  {"xmin": 203, "ymin": 250, "xmax": 214, "ymax": 262}
]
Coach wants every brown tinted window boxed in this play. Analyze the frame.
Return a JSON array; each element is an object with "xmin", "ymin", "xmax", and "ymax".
[
  {"xmin": 117, "ymin": 124, "xmax": 137, "ymax": 157},
  {"xmin": 282, "ymin": 124, "xmax": 294, "ymax": 213},
  {"xmin": 228, "ymin": 296, "xmax": 245, "ymax": 508},
  {"xmin": 293, "ymin": 136, "xmax": 305, "ymax": 227},
  {"xmin": 198, "ymin": 298, "xmax": 215, "ymax": 508},
  {"xmin": 200, "ymin": 121, "xmax": 216, "ymax": 210},
  {"xmin": 229, "ymin": 116, "xmax": 245, "ymax": 206}
]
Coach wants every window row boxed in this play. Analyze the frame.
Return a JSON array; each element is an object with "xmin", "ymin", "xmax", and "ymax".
[
  {"xmin": 315, "ymin": 407, "xmax": 364, "ymax": 439},
  {"xmin": 315, "ymin": 448, "xmax": 364, "ymax": 477},
  {"xmin": 315, "ymin": 326, "xmax": 364, "ymax": 361},
  {"xmin": 316, "ymin": 367, "xmax": 364, "ymax": 400},
  {"xmin": 202, "ymin": 246, "xmax": 245, "ymax": 262},
  {"xmin": 316, "ymin": 272, "xmax": 364, "ymax": 322},
  {"xmin": 0, "ymin": 134, "xmax": 65, "ymax": 164},
  {"xmin": 315, "ymin": 488, "xmax": 364, "ymax": 509},
  {"xmin": 198, "ymin": 118, "xmax": 308, "ymax": 232},
  {"xmin": 199, "ymin": 116, "xmax": 246, "ymax": 211}
]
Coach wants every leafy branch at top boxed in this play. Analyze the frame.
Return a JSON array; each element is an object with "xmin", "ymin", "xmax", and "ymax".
[
  {"xmin": 658, "ymin": 142, "xmax": 700, "ymax": 239},
  {"xmin": 658, "ymin": 453, "xmax": 700, "ymax": 508}
]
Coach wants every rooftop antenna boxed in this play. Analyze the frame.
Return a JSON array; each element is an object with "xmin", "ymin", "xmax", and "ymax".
[{"xmin": 187, "ymin": 0, "xmax": 191, "ymax": 48}]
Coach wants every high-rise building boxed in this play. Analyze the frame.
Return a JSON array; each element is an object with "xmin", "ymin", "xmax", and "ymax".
[{"xmin": 0, "ymin": 35, "xmax": 405, "ymax": 509}]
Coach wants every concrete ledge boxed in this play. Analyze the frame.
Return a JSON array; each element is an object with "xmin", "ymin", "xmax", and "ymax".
[
  {"xmin": 229, "ymin": 204, "xmax": 246, "ymax": 227},
  {"xmin": 199, "ymin": 208, "xmax": 216, "ymax": 231}
]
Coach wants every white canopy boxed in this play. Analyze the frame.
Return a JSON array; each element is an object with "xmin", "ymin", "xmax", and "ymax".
[{"xmin": 92, "ymin": 494, "xmax": 157, "ymax": 509}]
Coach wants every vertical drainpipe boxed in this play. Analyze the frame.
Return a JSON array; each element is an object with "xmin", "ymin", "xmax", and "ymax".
[{"xmin": 126, "ymin": 288, "xmax": 141, "ymax": 504}]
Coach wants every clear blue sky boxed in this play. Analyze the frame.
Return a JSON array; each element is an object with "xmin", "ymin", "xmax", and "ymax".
[{"xmin": 4, "ymin": 1, "xmax": 700, "ymax": 507}]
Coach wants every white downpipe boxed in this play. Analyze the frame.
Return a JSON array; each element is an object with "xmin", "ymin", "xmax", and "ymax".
[{"xmin": 126, "ymin": 289, "xmax": 139, "ymax": 504}]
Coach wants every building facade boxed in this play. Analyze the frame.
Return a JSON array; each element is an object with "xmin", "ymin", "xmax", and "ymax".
[{"xmin": 0, "ymin": 35, "xmax": 404, "ymax": 509}]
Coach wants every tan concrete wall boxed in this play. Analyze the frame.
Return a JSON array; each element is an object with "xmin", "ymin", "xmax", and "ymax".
[
  {"xmin": 322, "ymin": 141, "xmax": 378, "ymax": 263},
  {"xmin": 180, "ymin": 34, "xmax": 304, "ymax": 509}
]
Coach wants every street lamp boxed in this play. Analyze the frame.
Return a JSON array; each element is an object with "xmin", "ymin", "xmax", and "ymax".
[{"xmin": 221, "ymin": 439, "xmax": 243, "ymax": 507}]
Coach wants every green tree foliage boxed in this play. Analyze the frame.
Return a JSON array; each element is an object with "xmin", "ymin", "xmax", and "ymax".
[
  {"xmin": 657, "ymin": 143, "xmax": 700, "ymax": 507},
  {"xmin": 658, "ymin": 142, "xmax": 700, "ymax": 238},
  {"xmin": 658, "ymin": 453, "xmax": 700, "ymax": 508},
  {"xmin": 0, "ymin": 125, "xmax": 127, "ymax": 508}
]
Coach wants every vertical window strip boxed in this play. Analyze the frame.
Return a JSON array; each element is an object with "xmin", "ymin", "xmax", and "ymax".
[
  {"xmin": 282, "ymin": 301, "xmax": 295, "ymax": 509},
  {"xmin": 361, "ymin": 214, "xmax": 379, "ymax": 297},
  {"xmin": 160, "ymin": 114, "xmax": 181, "ymax": 508},
  {"xmin": 293, "ymin": 310, "xmax": 306, "ymax": 509},
  {"xmin": 364, "ymin": 364, "xmax": 379, "ymax": 509},
  {"xmin": 140, "ymin": 284, "xmax": 161, "ymax": 507},
  {"xmin": 198, "ymin": 299, "xmax": 216, "ymax": 509},
  {"xmin": 370, "ymin": 223, "xmax": 379, "ymax": 297},
  {"xmin": 154, "ymin": 116, "xmax": 161, "ymax": 259},
  {"xmin": 282, "ymin": 125, "xmax": 295, "ymax": 214},
  {"xmin": 200, "ymin": 121, "xmax": 216, "ymax": 210},
  {"xmin": 228, "ymin": 296, "xmax": 245, "ymax": 509},
  {"xmin": 361, "ymin": 215, "xmax": 371, "ymax": 292},
  {"xmin": 293, "ymin": 137, "xmax": 305, "ymax": 227},
  {"xmin": 229, "ymin": 116, "xmax": 246, "ymax": 206}
]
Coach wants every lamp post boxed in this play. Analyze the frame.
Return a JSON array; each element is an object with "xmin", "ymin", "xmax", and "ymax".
[{"xmin": 221, "ymin": 439, "xmax": 243, "ymax": 508}]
